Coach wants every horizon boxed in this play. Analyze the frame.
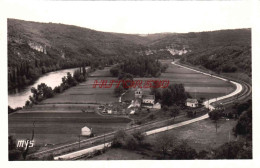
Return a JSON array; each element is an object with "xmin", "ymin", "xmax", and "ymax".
[
  {"xmin": 8, "ymin": 18, "xmax": 251, "ymax": 36},
  {"xmin": 2, "ymin": 0, "xmax": 252, "ymax": 34}
]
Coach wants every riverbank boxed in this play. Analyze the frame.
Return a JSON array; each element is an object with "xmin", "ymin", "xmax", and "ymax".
[{"xmin": 8, "ymin": 67, "xmax": 79, "ymax": 109}]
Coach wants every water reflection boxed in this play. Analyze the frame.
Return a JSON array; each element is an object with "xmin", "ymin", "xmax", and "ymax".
[{"xmin": 8, "ymin": 68, "xmax": 77, "ymax": 108}]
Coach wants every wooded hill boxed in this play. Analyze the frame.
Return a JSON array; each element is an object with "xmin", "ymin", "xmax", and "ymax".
[{"xmin": 8, "ymin": 19, "xmax": 251, "ymax": 90}]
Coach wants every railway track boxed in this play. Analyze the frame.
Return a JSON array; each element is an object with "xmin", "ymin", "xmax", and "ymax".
[{"xmin": 27, "ymin": 62, "xmax": 252, "ymax": 160}]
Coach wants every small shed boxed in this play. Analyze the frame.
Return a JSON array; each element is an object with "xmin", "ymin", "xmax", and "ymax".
[
  {"xmin": 130, "ymin": 109, "xmax": 135, "ymax": 114},
  {"xmin": 186, "ymin": 98, "xmax": 198, "ymax": 108},
  {"xmin": 107, "ymin": 109, "xmax": 112, "ymax": 114},
  {"xmin": 81, "ymin": 126, "xmax": 92, "ymax": 136}
]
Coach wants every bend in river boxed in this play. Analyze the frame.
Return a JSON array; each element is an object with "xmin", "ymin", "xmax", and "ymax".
[{"xmin": 8, "ymin": 68, "xmax": 78, "ymax": 108}]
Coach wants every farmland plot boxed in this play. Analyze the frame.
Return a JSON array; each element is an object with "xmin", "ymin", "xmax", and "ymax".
[{"xmin": 8, "ymin": 112, "xmax": 131, "ymax": 145}]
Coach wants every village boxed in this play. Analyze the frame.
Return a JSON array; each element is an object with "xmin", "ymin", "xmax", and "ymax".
[{"xmin": 97, "ymin": 88, "xmax": 201, "ymax": 115}]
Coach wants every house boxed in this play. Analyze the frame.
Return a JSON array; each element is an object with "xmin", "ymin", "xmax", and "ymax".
[
  {"xmin": 135, "ymin": 88, "xmax": 143, "ymax": 99},
  {"xmin": 132, "ymin": 99, "xmax": 141, "ymax": 107},
  {"xmin": 186, "ymin": 98, "xmax": 198, "ymax": 107},
  {"xmin": 142, "ymin": 95, "xmax": 155, "ymax": 104},
  {"xmin": 133, "ymin": 89, "xmax": 161, "ymax": 109},
  {"xmin": 142, "ymin": 95, "xmax": 156, "ymax": 109},
  {"xmin": 107, "ymin": 109, "xmax": 112, "ymax": 114},
  {"xmin": 81, "ymin": 126, "xmax": 92, "ymax": 136}
]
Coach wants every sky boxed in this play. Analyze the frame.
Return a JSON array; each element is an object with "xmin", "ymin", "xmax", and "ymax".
[{"xmin": 1, "ymin": 0, "xmax": 252, "ymax": 34}]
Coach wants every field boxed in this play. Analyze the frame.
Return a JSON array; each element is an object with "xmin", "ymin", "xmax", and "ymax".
[
  {"xmin": 123, "ymin": 60, "xmax": 235, "ymax": 101},
  {"xmin": 9, "ymin": 59, "xmax": 236, "ymax": 148},
  {"xmin": 8, "ymin": 112, "xmax": 131, "ymax": 146},
  {"xmin": 87, "ymin": 118, "xmax": 237, "ymax": 160},
  {"xmin": 146, "ymin": 118, "xmax": 237, "ymax": 152}
]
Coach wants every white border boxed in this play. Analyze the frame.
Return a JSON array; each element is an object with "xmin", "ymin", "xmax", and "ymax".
[{"xmin": 1, "ymin": 0, "xmax": 260, "ymax": 168}]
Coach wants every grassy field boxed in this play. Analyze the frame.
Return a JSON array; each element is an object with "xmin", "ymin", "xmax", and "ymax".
[
  {"xmin": 146, "ymin": 118, "xmax": 237, "ymax": 152},
  {"xmin": 9, "ymin": 112, "xmax": 131, "ymax": 146},
  {"xmin": 123, "ymin": 59, "xmax": 235, "ymax": 101}
]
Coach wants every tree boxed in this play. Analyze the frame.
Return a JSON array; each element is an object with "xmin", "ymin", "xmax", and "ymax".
[
  {"xmin": 232, "ymin": 100, "xmax": 251, "ymax": 117},
  {"xmin": 209, "ymin": 110, "xmax": 223, "ymax": 132},
  {"xmin": 111, "ymin": 130, "xmax": 127, "ymax": 148},
  {"xmin": 9, "ymin": 136, "xmax": 22, "ymax": 161},
  {"xmin": 169, "ymin": 106, "xmax": 180, "ymax": 119},
  {"xmin": 110, "ymin": 66, "xmax": 120, "ymax": 77},
  {"xmin": 25, "ymin": 100, "xmax": 31, "ymax": 107},
  {"xmin": 111, "ymin": 130, "xmax": 142, "ymax": 150},
  {"xmin": 168, "ymin": 84, "xmax": 187, "ymax": 105},
  {"xmin": 214, "ymin": 141, "xmax": 252, "ymax": 159},
  {"xmin": 171, "ymin": 141, "xmax": 197, "ymax": 159},
  {"xmin": 132, "ymin": 131, "xmax": 145, "ymax": 144},
  {"xmin": 154, "ymin": 133, "xmax": 173, "ymax": 158},
  {"xmin": 114, "ymin": 84, "xmax": 124, "ymax": 97},
  {"xmin": 29, "ymin": 83, "xmax": 54, "ymax": 104},
  {"xmin": 161, "ymin": 84, "xmax": 188, "ymax": 106},
  {"xmin": 233, "ymin": 108, "xmax": 252, "ymax": 139},
  {"xmin": 66, "ymin": 72, "xmax": 77, "ymax": 86},
  {"xmin": 161, "ymin": 88, "xmax": 173, "ymax": 106},
  {"xmin": 150, "ymin": 81, "xmax": 162, "ymax": 101}
]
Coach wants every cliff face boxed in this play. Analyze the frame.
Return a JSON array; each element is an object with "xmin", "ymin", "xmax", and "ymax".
[{"xmin": 28, "ymin": 42, "xmax": 47, "ymax": 54}]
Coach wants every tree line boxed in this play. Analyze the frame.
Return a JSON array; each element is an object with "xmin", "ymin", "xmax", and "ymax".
[
  {"xmin": 110, "ymin": 55, "xmax": 168, "ymax": 78},
  {"xmin": 8, "ymin": 49, "xmax": 118, "ymax": 91},
  {"xmin": 24, "ymin": 66, "xmax": 90, "ymax": 107}
]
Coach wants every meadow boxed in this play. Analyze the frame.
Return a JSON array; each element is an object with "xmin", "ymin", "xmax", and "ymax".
[
  {"xmin": 8, "ymin": 112, "xmax": 131, "ymax": 146},
  {"xmin": 146, "ymin": 118, "xmax": 237, "ymax": 152},
  {"xmin": 123, "ymin": 60, "xmax": 235, "ymax": 101}
]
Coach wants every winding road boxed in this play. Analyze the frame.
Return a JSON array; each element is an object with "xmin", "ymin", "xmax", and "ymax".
[{"xmin": 28, "ymin": 61, "xmax": 251, "ymax": 160}]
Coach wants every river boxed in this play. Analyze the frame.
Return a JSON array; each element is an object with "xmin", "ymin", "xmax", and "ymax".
[{"xmin": 8, "ymin": 68, "xmax": 78, "ymax": 108}]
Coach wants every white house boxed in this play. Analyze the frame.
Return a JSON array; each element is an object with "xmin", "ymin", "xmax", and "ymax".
[
  {"xmin": 135, "ymin": 88, "xmax": 143, "ymax": 99},
  {"xmin": 81, "ymin": 126, "xmax": 92, "ymax": 136},
  {"xmin": 186, "ymin": 98, "xmax": 199, "ymax": 108},
  {"xmin": 142, "ymin": 95, "xmax": 155, "ymax": 104}
]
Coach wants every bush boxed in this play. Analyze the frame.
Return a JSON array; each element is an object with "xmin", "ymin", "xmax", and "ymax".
[
  {"xmin": 111, "ymin": 130, "xmax": 127, "ymax": 148},
  {"xmin": 171, "ymin": 141, "xmax": 197, "ymax": 159},
  {"xmin": 111, "ymin": 130, "xmax": 145, "ymax": 150}
]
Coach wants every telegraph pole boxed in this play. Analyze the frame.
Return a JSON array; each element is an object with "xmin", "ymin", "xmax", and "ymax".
[
  {"xmin": 78, "ymin": 134, "xmax": 81, "ymax": 149},
  {"xmin": 103, "ymin": 133, "xmax": 106, "ymax": 148}
]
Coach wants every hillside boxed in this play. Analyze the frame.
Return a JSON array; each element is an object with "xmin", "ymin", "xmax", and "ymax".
[
  {"xmin": 146, "ymin": 29, "xmax": 251, "ymax": 79},
  {"xmin": 7, "ymin": 19, "xmax": 148, "ymax": 90},
  {"xmin": 8, "ymin": 19, "xmax": 251, "ymax": 90},
  {"xmin": 8, "ymin": 19, "xmax": 148, "ymax": 66},
  {"xmin": 148, "ymin": 29, "xmax": 251, "ymax": 50}
]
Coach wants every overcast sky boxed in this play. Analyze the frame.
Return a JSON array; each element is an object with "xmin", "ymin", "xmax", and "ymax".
[{"xmin": 2, "ymin": 0, "xmax": 252, "ymax": 34}]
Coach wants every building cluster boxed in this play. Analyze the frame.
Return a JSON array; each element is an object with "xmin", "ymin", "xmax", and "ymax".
[{"xmin": 131, "ymin": 88, "xmax": 161, "ymax": 109}]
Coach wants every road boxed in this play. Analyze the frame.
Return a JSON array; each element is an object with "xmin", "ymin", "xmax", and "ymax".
[
  {"xmin": 171, "ymin": 62, "xmax": 243, "ymax": 110},
  {"xmin": 29, "ymin": 61, "xmax": 251, "ymax": 160}
]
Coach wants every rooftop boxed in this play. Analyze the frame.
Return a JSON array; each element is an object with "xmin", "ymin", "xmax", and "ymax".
[
  {"xmin": 186, "ymin": 98, "xmax": 198, "ymax": 103},
  {"xmin": 142, "ymin": 94, "xmax": 155, "ymax": 100}
]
